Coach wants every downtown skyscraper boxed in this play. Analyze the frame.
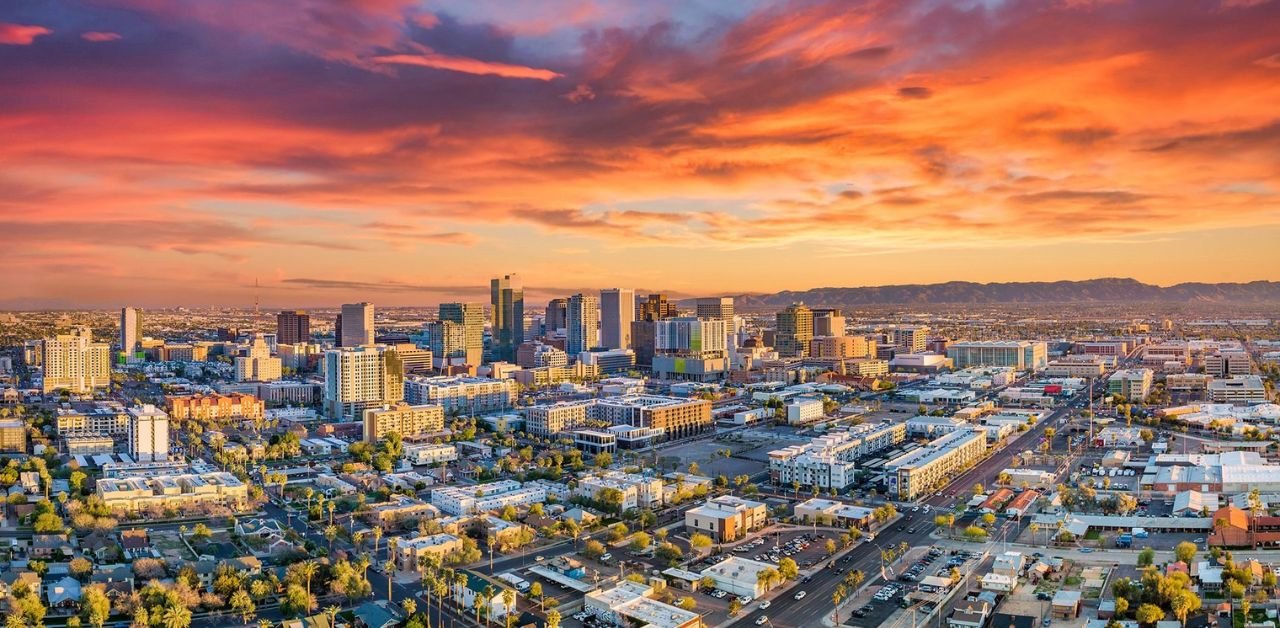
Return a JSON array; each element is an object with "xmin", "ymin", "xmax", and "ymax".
[
  {"xmin": 439, "ymin": 302, "xmax": 484, "ymax": 366},
  {"xmin": 490, "ymin": 274, "xmax": 524, "ymax": 362},
  {"xmin": 599, "ymin": 288, "xmax": 635, "ymax": 350},
  {"xmin": 276, "ymin": 310, "xmax": 311, "ymax": 345},
  {"xmin": 566, "ymin": 293, "xmax": 599, "ymax": 358},
  {"xmin": 119, "ymin": 306, "xmax": 143, "ymax": 361},
  {"xmin": 339, "ymin": 302, "xmax": 374, "ymax": 347}
]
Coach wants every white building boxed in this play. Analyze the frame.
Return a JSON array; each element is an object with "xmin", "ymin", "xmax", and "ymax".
[
  {"xmin": 127, "ymin": 405, "xmax": 170, "ymax": 463},
  {"xmin": 403, "ymin": 375, "xmax": 517, "ymax": 415},
  {"xmin": 785, "ymin": 396, "xmax": 824, "ymax": 425},
  {"xmin": 235, "ymin": 333, "xmax": 282, "ymax": 382},
  {"xmin": 1208, "ymin": 376, "xmax": 1267, "ymax": 403},
  {"xmin": 323, "ymin": 345, "xmax": 404, "ymax": 420},
  {"xmin": 40, "ymin": 327, "xmax": 111, "ymax": 394},
  {"xmin": 431, "ymin": 480, "xmax": 546, "ymax": 516},
  {"xmin": 340, "ymin": 302, "xmax": 375, "ymax": 348},
  {"xmin": 403, "ymin": 442, "xmax": 458, "ymax": 465},
  {"xmin": 575, "ymin": 471, "xmax": 665, "ymax": 511},
  {"xmin": 700, "ymin": 556, "xmax": 776, "ymax": 597},
  {"xmin": 768, "ymin": 423, "xmax": 906, "ymax": 490}
]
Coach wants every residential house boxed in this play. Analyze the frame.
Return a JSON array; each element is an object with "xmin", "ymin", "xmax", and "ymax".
[
  {"xmin": 950, "ymin": 600, "xmax": 993, "ymax": 628},
  {"xmin": 46, "ymin": 576, "xmax": 81, "ymax": 609},
  {"xmin": 30, "ymin": 534, "xmax": 74, "ymax": 559},
  {"xmin": 1051, "ymin": 590, "xmax": 1082, "ymax": 618},
  {"xmin": 352, "ymin": 601, "xmax": 402, "ymax": 628}
]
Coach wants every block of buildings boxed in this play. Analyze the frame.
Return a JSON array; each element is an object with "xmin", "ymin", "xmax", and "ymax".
[
  {"xmin": 431, "ymin": 480, "xmax": 546, "ymax": 516},
  {"xmin": 362, "ymin": 402, "xmax": 445, "ymax": 443},
  {"xmin": 684, "ymin": 495, "xmax": 767, "ymax": 542},
  {"xmin": 403, "ymin": 375, "xmax": 517, "ymax": 415},
  {"xmin": 884, "ymin": 430, "xmax": 987, "ymax": 500}
]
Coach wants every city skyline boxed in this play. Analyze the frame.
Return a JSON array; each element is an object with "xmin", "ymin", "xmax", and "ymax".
[{"xmin": 3, "ymin": 0, "xmax": 1280, "ymax": 308}]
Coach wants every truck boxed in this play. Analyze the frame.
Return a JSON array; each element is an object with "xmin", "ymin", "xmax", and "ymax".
[
  {"xmin": 1132, "ymin": 528, "xmax": 1149, "ymax": 539},
  {"xmin": 1115, "ymin": 533, "xmax": 1133, "ymax": 548}
]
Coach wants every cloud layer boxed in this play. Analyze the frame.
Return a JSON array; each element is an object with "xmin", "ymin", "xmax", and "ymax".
[{"xmin": 1, "ymin": 0, "xmax": 1279, "ymax": 306}]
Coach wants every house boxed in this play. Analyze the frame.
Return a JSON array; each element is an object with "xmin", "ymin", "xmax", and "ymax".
[
  {"xmin": 281, "ymin": 613, "xmax": 335, "ymax": 628},
  {"xmin": 352, "ymin": 601, "xmax": 402, "ymax": 628},
  {"xmin": 990, "ymin": 613, "xmax": 1038, "ymax": 628},
  {"xmin": 981, "ymin": 573, "xmax": 1015, "ymax": 593},
  {"xmin": 46, "ymin": 576, "xmax": 81, "ymax": 609},
  {"xmin": 80, "ymin": 532, "xmax": 120, "ymax": 562},
  {"xmin": 949, "ymin": 600, "xmax": 993, "ymax": 628},
  {"xmin": 562, "ymin": 507, "xmax": 600, "ymax": 526},
  {"xmin": 1197, "ymin": 561, "xmax": 1224, "ymax": 591},
  {"xmin": 992, "ymin": 552, "xmax": 1025, "ymax": 579},
  {"xmin": 0, "ymin": 569, "xmax": 41, "ymax": 599},
  {"xmin": 222, "ymin": 556, "xmax": 263, "ymax": 576},
  {"xmin": 450, "ymin": 572, "xmax": 510, "ymax": 623},
  {"xmin": 121, "ymin": 529, "xmax": 151, "ymax": 558},
  {"xmin": 90, "ymin": 564, "xmax": 135, "ymax": 598},
  {"xmin": 30, "ymin": 534, "xmax": 74, "ymax": 559},
  {"xmin": 189, "ymin": 559, "xmax": 218, "ymax": 592},
  {"xmin": 1051, "ymin": 590, "xmax": 1082, "ymax": 618}
]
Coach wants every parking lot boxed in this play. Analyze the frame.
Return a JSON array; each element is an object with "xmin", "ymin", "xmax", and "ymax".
[{"xmin": 844, "ymin": 546, "xmax": 984, "ymax": 627}]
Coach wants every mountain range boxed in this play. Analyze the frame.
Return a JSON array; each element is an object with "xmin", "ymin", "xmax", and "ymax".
[{"xmin": 722, "ymin": 278, "xmax": 1280, "ymax": 309}]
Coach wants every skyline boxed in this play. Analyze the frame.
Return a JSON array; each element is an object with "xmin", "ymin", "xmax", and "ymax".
[{"xmin": 3, "ymin": 0, "xmax": 1280, "ymax": 307}]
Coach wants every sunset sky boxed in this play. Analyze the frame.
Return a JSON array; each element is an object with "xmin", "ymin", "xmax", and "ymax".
[{"xmin": 3, "ymin": 0, "xmax": 1279, "ymax": 308}]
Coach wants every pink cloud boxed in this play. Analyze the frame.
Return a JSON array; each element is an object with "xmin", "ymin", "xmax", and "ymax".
[
  {"xmin": 373, "ymin": 53, "xmax": 562, "ymax": 81},
  {"xmin": 82, "ymin": 31, "xmax": 123, "ymax": 42},
  {"xmin": 0, "ymin": 23, "xmax": 52, "ymax": 45}
]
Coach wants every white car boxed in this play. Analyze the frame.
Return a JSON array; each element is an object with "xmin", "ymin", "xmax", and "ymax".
[
  {"xmin": 760, "ymin": 601, "xmax": 771, "ymax": 610},
  {"xmin": 794, "ymin": 591, "xmax": 807, "ymax": 600},
  {"xmin": 756, "ymin": 616, "xmax": 769, "ymax": 626}
]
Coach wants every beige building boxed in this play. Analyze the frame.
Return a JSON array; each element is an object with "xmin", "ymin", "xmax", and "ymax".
[
  {"xmin": 0, "ymin": 420, "xmax": 26, "ymax": 453},
  {"xmin": 592, "ymin": 395, "xmax": 713, "ymax": 441},
  {"xmin": 525, "ymin": 399, "xmax": 596, "ymax": 437},
  {"xmin": 685, "ymin": 495, "xmax": 768, "ymax": 542},
  {"xmin": 1044, "ymin": 355, "xmax": 1107, "ymax": 378},
  {"xmin": 235, "ymin": 334, "xmax": 282, "ymax": 382},
  {"xmin": 167, "ymin": 393, "xmax": 265, "ymax": 423},
  {"xmin": 63, "ymin": 434, "xmax": 114, "ymax": 456},
  {"xmin": 776, "ymin": 303, "xmax": 814, "ymax": 358},
  {"xmin": 1108, "ymin": 368, "xmax": 1154, "ymax": 400},
  {"xmin": 41, "ymin": 326, "xmax": 111, "ymax": 394},
  {"xmin": 892, "ymin": 326, "xmax": 930, "ymax": 353},
  {"xmin": 362, "ymin": 402, "xmax": 445, "ymax": 443},
  {"xmin": 323, "ymin": 345, "xmax": 405, "ymax": 421},
  {"xmin": 56, "ymin": 404, "xmax": 130, "ymax": 435},
  {"xmin": 885, "ymin": 429, "xmax": 987, "ymax": 500},
  {"xmin": 1208, "ymin": 376, "xmax": 1267, "ymax": 403},
  {"xmin": 396, "ymin": 534, "xmax": 464, "ymax": 571},
  {"xmin": 810, "ymin": 336, "xmax": 875, "ymax": 359},
  {"xmin": 96, "ymin": 471, "xmax": 249, "ymax": 512}
]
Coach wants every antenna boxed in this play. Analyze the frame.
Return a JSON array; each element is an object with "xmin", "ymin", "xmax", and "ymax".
[{"xmin": 254, "ymin": 277, "xmax": 261, "ymax": 330}]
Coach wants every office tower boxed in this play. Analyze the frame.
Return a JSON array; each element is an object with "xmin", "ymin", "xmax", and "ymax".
[
  {"xmin": 892, "ymin": 325, "xmax": 930, "ymax": 354},
  {"xmin": 636, "ymin": 294, "xmax": 676, "ymax": 321},
  {"xmin": 339, "ymin": 302, "xmax": 374, "ymax": 347},
  {"xmin": 694, "ymin": 297, "xmax": 734, "ymax": 322},
  {"xmin": 323, "ymin": 345, "xmax": 405, "ymax": 420},
  {"xmin": 438, "ymin": 302, "xmax": 484, "ymax": 366},
  {"xmin": 490, "ymin": 275, "xmax": 525, "ymax": 361},
  {"xmin": 653, "ymin": 317, "xmax": 729, "ymax": 381},
  {"xmin": 0, "ymin": 420, "xmax": 26, "ymax": 454},
  {"xmin": 631, "ymin": 320, "xmax": 657, "ymax": 367},
  {"xmin": 120, "ymin": 307, "xmax": 143, "ymax": 360},
  {"xmin": 600, "ymin": 288, "xmax": 636, "ymax": 349},
  {"xmin": 546, "ymin": 298, "xmax": 568, "ymax": 332},
  {"xmin": 334, "ymin": 314, "xmax": 343, "ymax": 347},
  {"xmin": 276, "ymin": 310, "xmax": 311, "ymax": 345},
  {"xmin": 566, "ymin": 294, "xmax": 599, "ymax": 357},
  {"xmin": 235, "ymin": 333, "xmax": 283, "ymax": 382},
  {"xmin": 776, "ymin": 303, "xmax": 814, "ymax": 357},
  {"xmin": 41, "ymin": 326, "xmax": 111, "ymax": 394},
  {"xmin": 128, "ymin": 404, "xmax": 170, "ymax": 462},
  {"xmin": 812, "ymin": 308, "xmax": 846, "ymax": 337}
]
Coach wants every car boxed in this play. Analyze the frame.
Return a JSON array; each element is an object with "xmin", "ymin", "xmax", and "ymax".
[
  {"xmin": 912, "ymin": 506, "xmax": 920, "ymax": 512},
  {"xmin": 1079, "ymin": 548, "xmax": 1094, "ymax": 553},
  {"xmin": 853, "ymin": 608, "xmax": 868, "ymax": 618},
  {"xmin": 760, "ymin": 601, "xmax": 772, "ymax": 610},
  {"xmin": 535, "ymin": 556, "xmax": 545, "ymax": 562},
  {"xmin": 794, "ymin": 591, "xmax": 807, "ymax": 600},
  {"xmin": 756, "ymin": 617, "xmax": 769, "ymax": 626},
  {"xmin": 739, "ymin": 595, "xmax": 753, "ymax": 605},
  {"xmin": 802, "ymin": 576, "xmax": 812, "ymax": 583},
  {"xmin": 1194, "ymin": 538, "xmax": 1205, "ymax": 544}
]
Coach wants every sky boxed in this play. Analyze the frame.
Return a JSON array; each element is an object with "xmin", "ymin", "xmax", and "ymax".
[{"xmin": 2, "ymin": 0, "xmax": 1279, "ymax": 308}]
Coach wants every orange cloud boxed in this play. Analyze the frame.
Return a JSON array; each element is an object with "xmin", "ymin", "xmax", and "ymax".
[
  {"xmin": 372, "ymin": 53, "xmax": 562, "ymax": 80},
  {"xmin": 81, "ymin": 31, "xmax": 122, "ymax": 42}
]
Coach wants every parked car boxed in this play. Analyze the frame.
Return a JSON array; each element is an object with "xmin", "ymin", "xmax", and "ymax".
[
  {"xmin": 756, "ymin": 617, "xmax": 769, "ymax": 626},
  {"xmin": 760, "ymin": 601, "xmax": 771, "ymax": 610}
]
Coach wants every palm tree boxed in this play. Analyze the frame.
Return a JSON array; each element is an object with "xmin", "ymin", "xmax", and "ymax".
[
  {"xmin": 402, "ymin": 599, "xmax": 417, "ymax": 618},
  {"xmin": 488, "ymin": 536, "xmax": 497, "ymax": 574},
  {"xmin": 324, "ymin": 525, "xmax": 338, "ymax": 553},
  {"xmin": 434, "ymin": 574, "xmax": 449, "ymax": 624},
  {"xmin": 257, "ymin": 620, "xmax": 273, "ymax": 628},
  {"xmin": 502, "ymin": 589, "xmax": 516, "ymax": 628},
  {"xmin": 832, "ymin": 584, "xmax": 847, "ymax": 625},
  {"xmin": 327, "ymin": 501, "xmax": 336, "ymax": 527},
  {"xmin": 454, "ymin": 572, "xmax": 469, "ymax": 611},
  {"xmin": 161, "ymin": 605, "xmax": 192, "ymax": 628},
  {"xmin": 323, "ymin": 606, "xmax": 339, "ymax": 628},
  {"xmin": 372, "ymin": 526, "xmax": 384, "ymax": 559},
  {"xmin": 296, "ymin": 561, "xmax": 319, "ymax": 602},
  {"xmin": 384, "ymin": 560, "xmax": 396, "ymax": 603},
  {"xmin": 353, "ymin": 531, "xmax": 366, "ymax": 554}
]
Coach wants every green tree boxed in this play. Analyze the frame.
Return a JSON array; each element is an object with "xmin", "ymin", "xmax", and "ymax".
[
  {"xmin": 689, "ymin": 533, "xmax": 713, "ymax": 555},
  {"xmin": 583, "ymin": 540, "xmax": 606, "ymax": 560},
  {"xmin": 230, "ymin": 590, "xmax": 256, "ymax": 624},
  {"xmin": 728, "ymin": 599, "xmax": 742, "ymax": 616},
  {"xmin": 81, "ymin": 585, "xmax": 111, "ymax": 628},
  {"xmin": 1137, "ymin": 547, "xmax": 1155, "ymax": 567},
  {"xmin": 778, "ymin": 557, "xmax": 799, "ymax": 580},
  {"xmin": 1134, "ymin": 603, "xmax": 1165, "ymax": 626},
  {"xmin": 629, "ymin": 532, "xmax": 652, "ymax": 552},
  {"xmin": 1174, "ymin": 541, "xmax": 1197, "ymax": 564}
]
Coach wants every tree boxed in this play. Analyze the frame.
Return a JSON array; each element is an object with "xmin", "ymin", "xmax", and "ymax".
[
  {"xmin": 729, "ymin": 599, "xmax": 742, "ymax": 616},
  {"xmin": 962, "ymin": 526, "xmax": 988, "ymax": 541},
  {"xmin": 630, "ymin": 532, "xmax": 652, "ymax": 552},
  {"xmin": 980, "ymin": 513, "xmax": 996, "ymax": 527},
  {"xmin": 384, "ymin": 560, "xmax": 396, "ymax": 602},
  {"xmin": 502, "ymin": 589, "xmax": 517, "ymax": 628},
  {"xmin": 689, "ymin": 533, "xmax": 713, "ymax": 555},
  {"xmin": 324, "ymin": 525, "xmax": 339, "ymax": 552},
  {"xmin": 1114, "ymin": 596, "xmax": 1129, "ymax": 619},
  {"xmin": 70, "ymin": 556, "xmax": 94, "ymax": 579},
  {"xmin": 972, "ymin": 483, "xmax": 984, "ymax": 496},
  {"xmin": 677, "ymin": 597, "xmax": 696, "ymax": 611},
  {"xmin": 1135, "ymin": 603, "xmax": 1165, "ymax": 626},
  {"xmin": 530, "ymin": 581, "xmax": 544, "ymax": 611},
  {"xmin": 1169, "ymin": 588, "xmax": 1200, "ymax": 626},
  {"xmin": 230, "ymin": 590, "xmax": 256, "ymax": 624},
  {"xmin": 161, "ymin": 605, "xmax": 193, "ymax": 628},
  {"xmin": 82, "ymin": 585, "xmax": 111, "ymax": 628},
  {"xmin": 546, "ymin": 610, "xmax": 560, "ymax": 628},
  {"xmin": 935, "ymin": 513, "xmax": 956, "ymax": 538},
  {"xmin": 778, "ymin": 557, "xmax": 799, "ymax": 580},
  {"xmin": 583, "ymin": 540, "xmax": 606, "ymax": 560},
  {"xmin": 1174, "ymin": 541, "xmax": 1197, "ymax": 565},
  {"xmin": 832, "ymin": 584, "xmax": 847, "ymax": 626},
  {"xmin": 1138, "ymin": 547, "xmax": 1155, "ymax": 567},
  {"xmin": 825, "ymin": 539, "xmax": 837, "ymax": 555}
]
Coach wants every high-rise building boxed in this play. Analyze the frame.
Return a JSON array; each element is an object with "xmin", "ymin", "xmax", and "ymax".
[
  {"xmin": 892, "ymin": 326, "xmax": 930, "ymax": 354},
  {"xmin": 600, "ymin": 288, "xmax": 636, "ymax": 350},
  {"xmin": 235, "ymin": 333, "xmax": 282, "ymax": 382},
  {"xmin": 363, "ymin": 402, "xmax": 445, "ymax": 443},
  {"xmin": 438, "ymin": 302, "xmax": 484, "ymax": 366},
  {"xmin": 545, "ymin": 298, "xmax": 568, "ymax": 332},
  {"xmin": 694, "ymin": 297, "xmax": 734, "ymax": 322},
  {"xmin": 812, "ymin": 308, "xmax": 846, "ymax": 337},
  {"xmin": 323, "ymin": 345, "xmax": 405, "ymax": 420},
  {"xmin": 490, "ymin": 275, "xmax": 524, "ymax": 361},
  {"xmin": 128, "ymin": 404, "xmax": 170, "ymax": 463},
  {"xmin": 776, "ymin": 303, "xmax": 814, "ymax": 358},
  {"xmin": 636, "ymin": 294, "xmax": 676, "ymax": 322},
  {"xmin": 566, "ymin": 294, "xmax": 599, "ymax": 357},
  {"xmin": 946, "ymin": 341, "xmax": 1048, "ymax": 371},
  {"xmin": 120, "ymin": 307, "xmax": 143, "ymax": 361},
  {"xmin": 419, "ymin": 320, "xmax": 466, "ymax": 367},
  {"xmin": 339, "ymin": 302, "xmax": 374, "ymax": 348},
  {"xmin": 41, "ymin": 326, "xmax": 111, "ymax": 394},
  {"xmin": 276, "ymin": 310, "xmax": 311, "ymax": 345},
  {"xmin": 653, "ymin": 317, "xmax": 729, "ymax": 382}
]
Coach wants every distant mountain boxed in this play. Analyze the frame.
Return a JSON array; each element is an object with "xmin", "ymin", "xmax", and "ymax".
[{"xmin": 724, "ymin": 278, "xmax": 1280, "ymax": 309}]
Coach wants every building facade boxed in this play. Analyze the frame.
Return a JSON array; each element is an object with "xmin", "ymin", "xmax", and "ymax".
[
  {"xmin": 323, "ymin": 345, "xmax": 405, "ymax": 420},
  {"xmin": 776, "ymin": 303, "xmax": 814, "ymax": 358},
  {"xmin": 567, "ymin": 293, "xmax": 600, "ymax": 357},
  {"xmin": 491, "ymin": 275, "xmax": 525, "ymax": 362},
  {"xmin": 600, "ymin": 288, "xmax": 636, "ymax": 350},
  {"xmin": 127, "ymin": 404, "xmax": 170, "ymax": 463},
  {"xmin": 41, "ymin": 327, "xmax": 111, "ymax": 394},
  {"xmin": 402, "ymin": 375, "xmax": 517, "ymax": 415},
  {"xmin": 362, "ymin": 402, "xmax": 445, "ymax": 443}
]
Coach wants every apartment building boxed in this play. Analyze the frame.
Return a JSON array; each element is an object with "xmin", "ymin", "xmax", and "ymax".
[
  {"xmin": 575, "ymin": 471, "xmax": 665, "ymax": 511},
  {"xmin": 403, "ymin": 442, "xmax": 458, "ymax": 465},
  {"xmin": 235, "ymin": 334, "xmax": 282, "ymax": 382},
  {"xmin": 785, "ymin": 396, "xmax": 825, "ymax": 425},
  {"xmin": 685, "ymin": 495, "xmax": 768, "ymax": 542},
  {"xmin": 40, "ymin": 326, "xmax": 111, "ymax": 394},
  {"xmin": 396, "ymin": 534, "xmax": 464, "ymax": 571},
  {"xmin": 96, "ymin": 471, "xmax": 249, "ymax": 512},
  {"xmin": 56, "ymin": 403, "xmax": 130, "ymax": 436},
  {"xmin": 1108, "ymin": 368, "xmax": 1154, "ymax": 400},
  {"xmin": 524, "ymin": 399, "xmax": 596, "ymax": 437},
  {"xmin": 947, "ymin": 341, "xmax": 1048, "ymax": 371},
  {"xmin": 885, "ymin": 429, "xmax": 987, "ymax": 500},
  {"xmin": 431, "ymin": 480, "xmax": 546, "ymax": 516},
  {"xmin": 0, "ymin": 420, "xmax": 27, "ymax": 454},
  {"xmin": 166, "ymin": 393, "xmax": 265, "ymax": 423},
  {"xmin": 128, "ymin": 404, "xmax": 170, "ymax": 463},
  {"xmin": 323, "ymin": 345, "xmax": 405, "ymax": 421},
  {"xmin": 362, "ymin": 402, "xmax": 445, "ymax": 443},
  {"xmin": 809, "ymin": 335, "xmax": 875, "ymax": 359},
  {"xmin": 775, "ymin": 303, "xmax": 814, "ymax": 358},
  {"xmin": 892, "ymin": 326, "xmax": 930, "ymax": 354},
  {"xmin": 592, "ymin": 395, "xmax": 713, "ymax": 442},
  {"xmin": 1205, "ymin": 351, "xmax": 1253, "ymax": 377},
  {"xmin": 403, "ymin": 375, "xmax": 517, "ymax": 415}
]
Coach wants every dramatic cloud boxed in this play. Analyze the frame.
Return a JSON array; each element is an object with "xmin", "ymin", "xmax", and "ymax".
[
  {"xmin": 1, "ymin": 0, "xmax": 1279, "ymax": 306},
  {"xmin": 0, "ymin": 22, "xmax": 51, "ymax": 45}
]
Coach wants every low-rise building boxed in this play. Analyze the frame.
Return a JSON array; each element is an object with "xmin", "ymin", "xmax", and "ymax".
[
  {"xmin": 403, "ymin": 442, "xmax": 458, "ymax": 465},
  {"xmin": 166, "ymin": 393, "xmax": 265, "ymax": 424},
  {"xmin": 885, "ymin": 430, "xmax": 986, "ymax": 500},
  {"xmin": 785, "ymin": 396, "xmax": 825, "ymax": 425},
  {"xmin": 575, "ymin": 471, "xmax": 664, "ymax": 511},
  {"xmin": 96, "ymin": 471, "xmax": 249, "ymax": 512},
  {"xmin": 793, "ymin": 498, "xmax": 875, "ymax": 528},
  {"xmin": 367, "ymin": 494, "xmax": 440, "ymax": 526},
  {"xmin": 396, "ymin": 534, "xmax": 463, "ymax": 571},
  {"xmin": 1108, "ymin": 369, "xmax": 1154, "ymax": 401},
  {"xmin": 584, "ymin": 580, "xmax": 701, "ymax": 628},
  {"xmin": 685, "ymin": 495, "xmax": 767, "ymax": 542},
  {"xmin": 362, "ymin": 402, "xmax": 445, "ymax": 443},
  {"xmin": 431, "ymin": 480, "xmax": 546, "ymax": 516},
  {"xmin": 1208, "ymin": 376, "xmax": 1267, "ymax": 403},
  {"xmin": 700, "ymin": 556, "xmax": 776, "ymax": 597}
]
